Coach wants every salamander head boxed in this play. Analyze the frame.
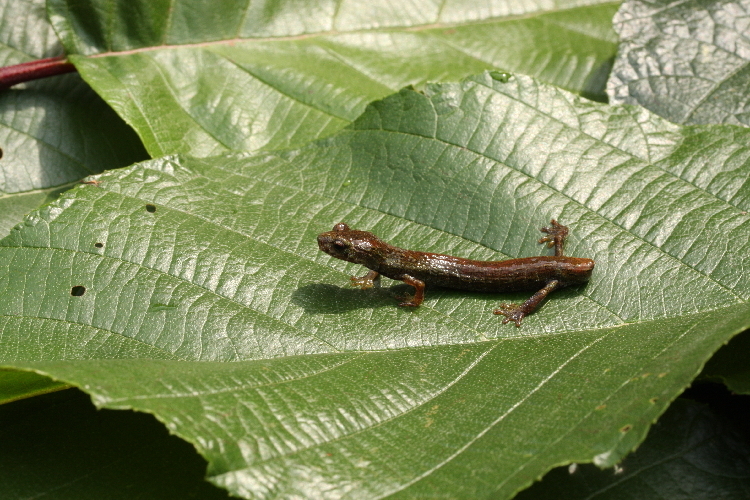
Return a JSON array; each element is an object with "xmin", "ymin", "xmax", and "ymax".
[{"xmin": 317, "ymin": 223, "xmax": 387, "ymax": 267}]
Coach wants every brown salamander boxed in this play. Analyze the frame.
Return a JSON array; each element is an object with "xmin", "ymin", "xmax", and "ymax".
[{"xmin": 317, "ymin": 220, "xmax": 594, "ymax": 326}]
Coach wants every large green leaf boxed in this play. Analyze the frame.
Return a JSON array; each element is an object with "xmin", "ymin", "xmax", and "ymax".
[
  {"xmin": 0, "ymin": 0, "xmax": 148, "ymax": 236},
  {"xmin": 0, "ymin": 388, "xmax": 231, "ymax": 499},
  {"xmin": 2, "ymin": 73, "xmax": 750, "ymax": 499},
  {"xmin": 608, "ymin": 0, "xmax": 750, "ymax": 125},
  {"xmin": 47, "ymin": 0, "xmax": 619, "ymax": 157},
  {"xmin": 516, "ymin": 398, "xmax": 750, "ymax": 499}
]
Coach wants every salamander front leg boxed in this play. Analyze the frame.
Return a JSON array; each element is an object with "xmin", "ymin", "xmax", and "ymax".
[
  {"xmin": 396, "ymin": 274, "xmax": 425, "ymax": 307},
  {"xmin": 494, "ymin": 280, "xmax": 562, "ymax": 327},
  {"xmin": 350, "ymin": 270, "xmax": 380, "ymax": 289},
  {"xmin": 539, "ymin": 219, "xmax": 569, "ymax": 257}
]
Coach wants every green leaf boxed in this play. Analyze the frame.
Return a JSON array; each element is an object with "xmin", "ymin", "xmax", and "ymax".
[
  {"xmin": 0, "ymin": 388, "xmax": 231, "ymax": 499},
  {"xmin": 0, "ymin": 185, "xmax": 71, "ymax": 240},
  {"xmin": 0, "ymin": 0, "xmax": 148, "ymax": 236},
  {"xmin": 0, "ymin": 0, "xmax": 147, "ymax": 400},
  {"xmin": 516, "ymin": 398, "xmax": 750, "ymax": 499},
  {"xmin": 0, "ymin": 368, "xmax": 68, "ymax": 404},
  {"xmin": 701, "ymin": 330, "xmax": 750, "ymax": 394},
  {"xmin": 2, "ymin": 73, "xmax": 750, "ymax": 499},
  {"xmin": 608, "ymin": 0, "xmax": 750, "ymax": 125},
  {"xmin": 47, "ymin": 0, "xmax": 619, "ymax": 157}
]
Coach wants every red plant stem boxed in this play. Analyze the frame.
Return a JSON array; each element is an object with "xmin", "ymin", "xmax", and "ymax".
[{"xmin": 0, "ymin": 56, "xmax": 77, "ymax": 89}]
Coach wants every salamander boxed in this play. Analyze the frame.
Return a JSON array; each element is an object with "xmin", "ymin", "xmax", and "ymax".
[{"xmin": 317, "ymin": 220, "xmax": 594, "ymax": 326}]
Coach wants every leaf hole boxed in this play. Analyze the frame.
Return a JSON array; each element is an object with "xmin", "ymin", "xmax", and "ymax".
[
  {"xmin": 0, "ymin": 147, "xmax": 3, "ymax": 159},
  {"xmin": 70, "ymin": 285, "xmax": 86, "ymax": 296},
  {"xmin": 145, "ymin": 204, "xmax": 156, "ymax": 213},
  {"xmin": 94, "ymin": 242, "xmax": 103, "ymax": 248}
]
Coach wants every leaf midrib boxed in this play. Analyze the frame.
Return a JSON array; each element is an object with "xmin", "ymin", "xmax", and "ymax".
[
  {"xmin": 104, "ymin": 352, "xmax": 367, "ymax": 403},
  {"xmin": 214, "ymin": 341, "xmax": 502, "ymax": 483},
  {"xmin": 81, "ymin": 1, "xmax": 621, "ymax": 59},
  {"xmin": 0, "ymin": 181, "xmax": 77, "ymax": 199},
  {"xmin": 0, "ymin": 313, "xmax": 183, "ymax": 360},
  {"xmin": 0, "ymin": 120, "xmax": 95, "ymax": 177},
  {"xmin": 380, "ymin": 333, "xmax": 610, "ymax": 498},
  {"xmin": 2, "ymin": 243, "xmax": 341, "ymax": 358}
]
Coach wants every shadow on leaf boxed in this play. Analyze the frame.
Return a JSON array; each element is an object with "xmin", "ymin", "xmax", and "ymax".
[{"xmin": 293, "ymin": 283, "xmax": 417, "ymax": 314}]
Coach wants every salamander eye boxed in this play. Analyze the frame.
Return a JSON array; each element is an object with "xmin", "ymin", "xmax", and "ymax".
[
  {"xmin": 333, "ymin": 222, "xmax": 350, "ymax": 231},
  {"xmin": 332, "ymin": 239, "xmax": 349, "ymax": 250}
]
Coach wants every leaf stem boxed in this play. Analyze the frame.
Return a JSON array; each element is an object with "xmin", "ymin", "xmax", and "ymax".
[{"xmin": 0, "ymin": 56, "xmax": 77, "ymax": 89}]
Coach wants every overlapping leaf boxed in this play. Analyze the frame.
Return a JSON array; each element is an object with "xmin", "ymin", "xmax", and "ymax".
[
  {"xmin": 2, "ymin": 73, "xmax": 750, "ymax": 499},
  {"xmin": 608, "ymin": 0, "xmax": 750, "ymax": 125},
  {"xmin": 517, "ymin": 398, "xmax": 750, "ymax": 499},
  {"xmin": 0, "ymin": 0, "xmax": 147, "ymax": 236},
  {"xmin": 47, "ymin": 0, "xmax": 620, "ymax": 157},
  {"xmin": 702, "ymin": 330, "xmax": 750, "ymax": 393}
]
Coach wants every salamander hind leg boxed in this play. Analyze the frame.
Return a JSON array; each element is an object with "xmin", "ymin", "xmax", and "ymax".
[
  {"xmin": 493, "ymin": 280, "xmax": 562, "ymax": 327},
  {"xmin": 538, "ymin": 219, "xmax": 569, "ymax": 257},
  {"xmin": 396, "ymin": 275, "xmax": 425, "ymax": 307},
  {"xmin": 493, "ymin": 303, "xmax": 526, "ymax": 327}
]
